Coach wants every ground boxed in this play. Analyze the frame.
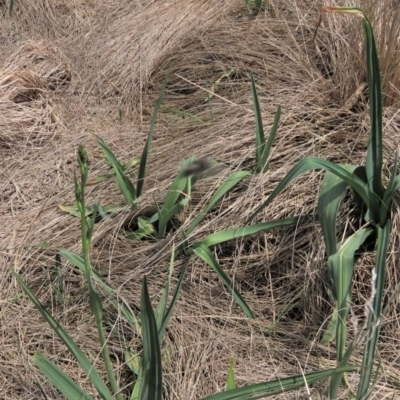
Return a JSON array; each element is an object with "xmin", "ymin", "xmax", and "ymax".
[{"xmin": 0, "ymin": 0, "xmax": 400, "ymax": 399}]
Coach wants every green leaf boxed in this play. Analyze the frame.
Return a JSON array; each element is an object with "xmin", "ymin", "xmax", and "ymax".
[
  {"xmin": 140, "ymin": 277, "xmax": 163, "ymax": 400},
  {"xmin": 250, "ymin": 73, "xmax": 266, "ymax": 174},
  {"xmin": 327, "ymin": 228, "xmax": 373, "ymax": 399},
  {"xmin": 155, "ymin": 244, "xmax": 175, "ymax": 333},
  {"xmin": 185, "ymin": 170, "xmax": 251, "ymax": 238},
  {"xmin": 192, "ymin": 245, "xmax": 254, "ymax": 319},
  {"xmin": 58, "ymin": 250, "xmax": 137, "ymax": 324},
  {"xmin": 200, "ymin": 365, "xmax": 359, "ymax": 399},
  {"xmin": 35, "ymin": 352, "xmax": 94, "ymax": 400},
  {"xmin": 137, "ymin": 68, "xmax": 170, "ymax": 197},
  {"xmin": 126, "ymin": 217, "xmax": 156, "ymax": 240},
  {"xmin": 380, "ymin": 155, "xmax": 398, "ymax": 226},
  {"xmin": 161, "ymin": 105, "xmax": 204, "ymax": 123},
  {"xmin": 11, "ymin": 270, "xmax": 113, "ymax": 400},
  {"xmin": 262, "ymin": 106, "xmax": 281, "ymax": 173},
  {"xmin": 194, "ymin": 215, "xmax": 315, "ymax": 249},
  {"xmin": 158, "ymin": 257, "xmax": 189, "ymax": 340},
  {"xmin": 97, "ymin": 136, "xmax": 137, "ymax": 204},
  {"xmin": 125, "ymin": 348, "xmax": 142, "ymax": 376},
  {"xmin": 357, "ymin": 220, "xmax": 391, "ymax": 399},
  {"xmin": 87, "ymin": 157, "xmax": 140, "ymax": 185},
  {"xmin": 227, "ymin": 358, "xmax": 236, "ymax": 391},
  {"xmin": 157, "ymin": 158, "xmax": 193, "ymax": 238},
  {"xmin": 321, "ymin": 308, "xmax": 338, "ymax": 345},
  {"xmin": 318, "ymin": 168, "xmax": 354, "ymax": 257},
  {"xmin": 248, "ymin": 157, "xmax": 370, "ymax": 223}
]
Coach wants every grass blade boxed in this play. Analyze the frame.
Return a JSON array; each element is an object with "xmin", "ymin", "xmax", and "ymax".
[
  {"xmin": 200, "ymin": 365, "xmax": 359, "ymax": 400},
  {"xmin": 380, "ymin": 154, "xmax": 398, "ymax": 226},
  {"xmin": 97, "ymin": 136, "xmax": 137, "ymax": 204},
  {"xmin": 226, "ymin": 358, "xmax": 236, "ymax": 391},
  {"xmin": 193, "ymin": 244, "xmax": 254, "ymax": 319},
  {"xmin": 155, "ymin": 244, "xmax": 175, "ymax": 332},
  {"xmin": 137, "ymin": 68, "xmax": 170, "ymax": 197},
  {"xmin": 357, "ymin": 220, "xmax": 391, "ymax": 399},
  {"xmin": 158, "ymin": 257, "xmax": 189, "ymax": 340},
  {"xmin": 318, "ymin": 169, "xmax": 354, "ymax": 257},
  {"xmin": 140, "ymin": 277, "xmax": 163, "ymax": 400},
  {"xmin": 185, "ymin": 170, "xmax": 251, "ymax": 238},
  {"xmin": 35, "ymin": 352, "xmax": 94, "ymax": 400},
  {"xmin": 323, "ymin": 6, "xmax": 383, "ymax": 222},
  {"xmin": 11, "ymin": 270, "xmax": 113, "ymax": 400},
  {"xmin": 194, "ymin": 215, "xmax": 315, "ymax": 249},
  {"xmin": 250, "ymin": 73, "xmax": 265, "ymax": 174},
  {"xmin": 328, "ymin": 228, "xmax": 373, "ymax": 398},
  {"xmin": 248, "ymin": 157, "xmax": 370, "ymax": 223},
  {"xmin": 262, "ymin": 106, "xmax": 281, "ymax": 173},
  {"xmin": 58, "ymin": 250, "xmax": 138, "ymax": 324}
]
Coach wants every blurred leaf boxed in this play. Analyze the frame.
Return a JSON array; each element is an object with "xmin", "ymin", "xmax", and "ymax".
[
  {"xmin": 380, "ymin": 154, "xmax": 399, "ymax": 226},
  {"xmin": 35, "ymin": 352, "xmax": 94, "ymax": 400},
  {"xmin": 137, "ymin": 68, "xmax": 170, "ymax": 197},
  {"xmin": 193, "ymin": 245, "xmax": 254, "ymax": 319},
  {"xmin": 140, "ymin": 277, "xmax": 163, "ymax": 400},
  {"xmin": 321, "ymin": 309, "xmax": 338, "ymax": 345},
  {"xmin": 97, "ymin": 136, "xmax": 137, "ymax": 204},
  {"xmin": 161, "ymin": 105, "xmax": 204, "ymax": 123},
  {"xmin": 185, "ymin": 170, "xmax": 250, "ymax": 238},
  {"xmin": 200, "ymin": 365, "xmax": 359, "ymax": 399},
  {"xmin": 125, "ymin": 348, "xmax": 142, "ymax": 376},
  {"xmin": 12, "ymin": 270, "xmax": 113, "ymax": 400}
]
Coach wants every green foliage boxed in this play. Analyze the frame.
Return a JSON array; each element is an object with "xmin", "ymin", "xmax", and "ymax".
[{"xmin": 246, "ymin": 0, "xmax": 263, "ymax": 14}]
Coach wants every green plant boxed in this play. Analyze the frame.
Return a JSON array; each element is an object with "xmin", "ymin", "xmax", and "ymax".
[
  {"xmin": 248, "ymin": 7, "xmax": 399, "ymax": 398},
  {"xmin": 12, "ymin": 146, "xmax": 188, "ymax": 400},
  {"xmin": 246, "ymin": 0, "xmax": 263, "ymax": 14}
]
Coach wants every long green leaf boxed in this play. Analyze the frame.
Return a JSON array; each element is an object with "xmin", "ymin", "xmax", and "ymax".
[
  {"xmin": 200, "ymin": 366, "xmax": 359, "ymax": 400},
  {"xmin": 357, "ymin": 221, "xmax": 391, "ymax": 399},
  {"xmin": 319, "ymin": 168, "xmax": 355, "ymax": 257},
  {"xmin": 250, "ymin": 73, "xmax": 266, "ymax": 174},
  {"xmin": 248, "ymin": 157, "xmax": 370, "ymax": 223},
  {"xmin": 194, "ymin": 215, "xmax": 315, "ymax": 249},
  {"xmin": 97, "ymin": 136, "xmax": 137, "ymax": 204},
  {"xmin": 35, "ymin": 352, "xmax": 94, "ymax": 400},
  {"xmin": 158, "ymin": 258, "xmax": 189, "ymax": 340},
  {"xmin": 11, "ymin": 271, "xmax": 113, "ymax": 400},
  {"xmin": 323, "ymin": 6, "xmax": 383, "ymax": 223},
  {"xmin": 328, "ymin": 228, "xmax": 373, "ymax": 399},
  {"xmin": 185, "ymin": 171, "xmax": 251, "ymax": 238},
  {"xmin": 227, "ymin": 358, "xmax": 236, "ymax": 391},
  {"xmin": 380, "ymin": 155, "xmax": 398, "ymax": 226},
  {"xmin": 262, "ymin": 106, "xmax": 281, "ymax": 173},
  {"xmin": 58, "ymin": 250, "xmax": 137, "ymax": 324},
  {"xmin": 193, "ymin": 245, "xmax": 254, "ymax": 319},
  {"xmin": 137, "ymin": 68, "xmax": 170, "ymax": 197},
  {"xmin": 140, "ymin": 277, "xmax": 163, "ymax": 400}
]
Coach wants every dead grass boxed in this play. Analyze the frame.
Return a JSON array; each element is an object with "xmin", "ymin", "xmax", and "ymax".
[{"xmin": 1, "ymin": 0, "xmax": 400, "ymax": 399}]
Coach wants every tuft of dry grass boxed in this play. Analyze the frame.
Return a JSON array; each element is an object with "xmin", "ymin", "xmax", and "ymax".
[{"xmin": 1, "ymin": 0, "xmax": 400, "ymax": 399}]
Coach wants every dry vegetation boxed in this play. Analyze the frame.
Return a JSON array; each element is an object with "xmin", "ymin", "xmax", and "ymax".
[{"xmin": 0, "ymin": 0, "xmax": 400, "ymax": 398}]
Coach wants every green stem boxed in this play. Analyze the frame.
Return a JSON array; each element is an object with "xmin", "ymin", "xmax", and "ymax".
[{"xmin": 79, "ymin": 167, "xmax": 123, "ymax": 400}]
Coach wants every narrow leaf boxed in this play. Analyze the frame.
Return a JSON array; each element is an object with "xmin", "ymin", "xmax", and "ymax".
[
  {"xmin": 262, "ymin": 106, "xmax": 281, "ymax": 173},
  {"xmin": 97, "ymin": 136, "xmax": 137, "ymax": 204},
  {"xmin": 140, "ymin": 277, "xmax": 163, "ymax": 400},
  {"xmin": 248, "ymin": 157, "xmax": 370, "ymax": 223},
  {"xmin": 227, "ymin": 358, "xmax": 236, "ymax": 391},
  {"xmin": 12, "ymin": 271, "xmax": 113, "ymax": 400},
  {"xmin": 185, "ymin": 171, "xmax": 251, "ymax": 238},
  {"xmin": 194, "ymin": 215, "xmax": 315, "ymax": 249},
  {"xmin": 193, "ymin": 245, "xmax": 254, "ymax": 319},
  {"xmin": 35, "ymin": 352, "xmax": 94, "ymax": 400},
  {"xmin": 200, "ymin": 365, "xmax": 359, "ymax": 400},
  {"xmin": 137, "ymin": 68, "xmax": 170, "ymax": 197},
  {"xmin": 357, "ymin": 221, "xmax": 391, "ymax": 399}
]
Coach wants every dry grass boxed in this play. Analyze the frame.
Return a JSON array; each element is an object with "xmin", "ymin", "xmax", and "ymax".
[{"xmin": 1, "ymin": 0, "xmax": 400, "ymax": 398}]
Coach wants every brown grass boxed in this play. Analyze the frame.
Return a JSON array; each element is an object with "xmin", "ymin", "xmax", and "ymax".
[{"xmin": 1, "ymin": 0, "xmax": 400, "ymax": 399}]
